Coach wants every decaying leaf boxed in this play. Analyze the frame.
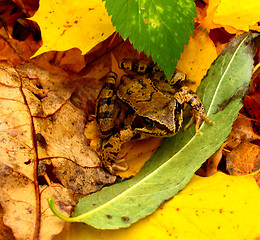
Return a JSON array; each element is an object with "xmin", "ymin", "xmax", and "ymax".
[
  {"xmin": 30, "ymin": 0, "xmax": 115, "ymax": 56},
  {"xmin": 0, "ymin": 205, "xmax": 14, "ymax": 240},
  {"xmin": 0, "ymin": 62, "xmax": 116, "ymax": 239},
  {"xmin": 0, "ymin": 164, "xmax": 75, "ymax": 240},
  {"xmin": 206, "ymin": 114, "xmax": 260, "ymax": 177},
  {"xmin": 226, "ymin": 141, "xmax": 260, "ymax": 175}
]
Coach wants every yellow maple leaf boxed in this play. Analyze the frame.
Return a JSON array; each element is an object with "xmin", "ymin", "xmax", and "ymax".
[
  {"xmin": 54, "ymin": 173, "xmax": 260, "ymax": 240},
  {"xmin": 30, "ymin": 0, "xmax": 115, "ymax": 56}
]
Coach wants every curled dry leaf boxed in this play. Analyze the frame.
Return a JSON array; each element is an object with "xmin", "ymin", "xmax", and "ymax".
[
  {"xmin": 226, "ymin": 141, "xmax": 260, "ymax": 184},
  {"xmin": 0, "ymin": 62, "xmax": 115, "ymax": 239},
  {"xmin": 206, "ymin": 114, "xmax": 260, "ymax": 177}
]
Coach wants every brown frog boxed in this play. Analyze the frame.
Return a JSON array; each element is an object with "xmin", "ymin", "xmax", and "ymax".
[{"xmin": 95, "ymin": 59, "xmax": 214, "ymax": 174}]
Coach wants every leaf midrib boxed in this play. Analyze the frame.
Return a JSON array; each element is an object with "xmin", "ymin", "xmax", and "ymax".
[{"xmin": 206, "ymin": 34, "xmax": 248, "ymax": 115}]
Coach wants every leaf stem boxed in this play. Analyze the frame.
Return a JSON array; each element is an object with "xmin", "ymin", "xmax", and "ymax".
[{"xmin": 48, "ymin": 198, "xmax": 80, "ymax": 222}]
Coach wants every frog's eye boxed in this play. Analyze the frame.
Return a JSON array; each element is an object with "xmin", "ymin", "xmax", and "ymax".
[
  {"xmin": 143, "ymin": 117, "xmax": 156, "ymax": 128},
  {"xmin": 132, "ymin": 116, "xmax": 156, "ymax": 129}
]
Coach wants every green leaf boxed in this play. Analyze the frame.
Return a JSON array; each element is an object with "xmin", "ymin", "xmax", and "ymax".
[
  {"xmin": 105, "ymin": 0, "xmax": 196, "ymax": 79},
  {"xmin": 48, "ymin": 32, "xmax": 256, "ymax": 229}
]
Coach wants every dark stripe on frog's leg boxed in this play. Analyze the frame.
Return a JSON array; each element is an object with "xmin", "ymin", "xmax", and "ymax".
[
  {"xmin": 173, "ymin": 101, "xmax": 183, "ymax": 132},
  {"xmin": 96, "ymin": 72, "xmax": 117, "ymax": 138},
  {"xmin": 98, "ymin": 111, "xmax": 114, "ymax": 119},
  {"xmin": 175, "ymin": 86, "xmax": 214, "ymax": 133},
  {"xmin": 98, "ymin": 97, "xmax": 115, "ymax": 106},
  {"xmin": 119, "ymin": 59, "xmax": 157, "ymax": 74}
]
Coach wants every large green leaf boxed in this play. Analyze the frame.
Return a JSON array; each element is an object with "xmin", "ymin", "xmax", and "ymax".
[
  {"xmin": 48, "ymin": 33, "xmax": 256, "ymax": 229},
  {"xmin": 105, "ymin": 0, "xmax": 196, "ymax": 79}
]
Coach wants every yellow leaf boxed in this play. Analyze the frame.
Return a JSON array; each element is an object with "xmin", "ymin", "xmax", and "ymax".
[
  {"xmin": 54, "ymin": 173, "xmax": 260, "ymax": 240},
  {"xmin": 30, "ymin": 0, "xmax": 115, "ymax": 56},
  {"xmin": 213, "ymin": 0, "xmax": 260, "ymax": 32},
  {"xmin": 176, "ymin": 28, "xmax": 218, "ymax": 90}
]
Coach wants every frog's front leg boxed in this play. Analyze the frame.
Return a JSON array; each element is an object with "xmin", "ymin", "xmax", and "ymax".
[
  {"xmin": 175, "ymin": 86, "xmax": 214, "ymax": 133},
  {"xmin": 102, "ymin": 128, "xmax": 136, "ymax": 174}
]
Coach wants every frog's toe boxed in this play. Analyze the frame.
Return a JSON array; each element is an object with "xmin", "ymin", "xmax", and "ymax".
[
  {"xmin": 184, "ymin": 115, "xmax": 196, "ymax": 131},
  {"xmin": 112, "ymin": 159, "xmax": 129, "ymax": 172},
  {"xmin": 184, "ymin": 113, "xmax": 214, "ymax": 133}
]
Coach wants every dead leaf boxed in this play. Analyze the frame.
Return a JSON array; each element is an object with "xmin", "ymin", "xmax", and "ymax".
[
  {"xmin": 0, "ymin": 62, "xmax": 116, "ymax": 239},
  {"xmin": 12, "ymin": 0, "xmax": 39, "ymax": 17},
  {"xmin": 226, "ymin": 141, "xmax": 260, "ymax": 184},
  {"xmin": 205, "ymin": 114, "xmax": 260, "ymax": 177},
  {"xmin": 0, "ymin": 164, "xmax": 75, "ymax": 240},
  {"xmin": 0, "ymin": 205, "xmax": 14, "ymax": 240}
]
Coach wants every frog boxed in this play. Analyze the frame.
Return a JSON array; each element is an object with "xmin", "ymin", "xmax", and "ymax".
[{"xmin": 95, "ymin": 59, "xmax": 214, "ymax": 174}]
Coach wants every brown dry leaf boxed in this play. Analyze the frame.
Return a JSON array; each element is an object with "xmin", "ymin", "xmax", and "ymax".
[
  {"xmin": 0, "ymin": 34, "xmax": 40, "ymax": 66},
  {"xmin": 0, "ymin": 0, "xmax": 41, "ymax": 65},
  {"xmin": 205, "ymin": 114, "xmax": 260, "ymax": 177},
  {"xmin": 226, "ymin": 114, "xmax": 260, "ymax": 149},
  {"xmin": 0, "ymin": 62, "xmax": 116, "ymax": 239},
  {"xmin": 31, "ymin": 48, "xmax": 86, "ymax": 77},
  {"xmin": 226, "ymin": 141, "xmax": 260, "ymax": 178},
  {"xmin": 12, "ymin": 0, "xmax": 39, "ymax": 17},
  {"xmin": 0, "ymin": 205, "xmax": 14, "ymax": 240},
  {"xmin": 0, "ymin": 164, "xmax": 75, "ymax": 240}
]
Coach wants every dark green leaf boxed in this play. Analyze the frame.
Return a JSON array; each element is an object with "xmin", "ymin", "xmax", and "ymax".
[
  {"xmin": 105, "ymin": 0, "xmax": 196, "ymax": 79},
  {"xmin": 48, "ymin": 32, "xmax": 256, "ymax": 229}
]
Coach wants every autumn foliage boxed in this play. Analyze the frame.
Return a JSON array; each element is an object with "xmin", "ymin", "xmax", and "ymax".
[{"xmin": 0, "ymin": 0, "xmax": 259, "ymax": 240}]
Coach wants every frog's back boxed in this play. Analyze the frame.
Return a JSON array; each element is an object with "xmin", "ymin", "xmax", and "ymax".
[{"xmin": 117, "ymin": 75, "xmax": 182, "ymax": 132}]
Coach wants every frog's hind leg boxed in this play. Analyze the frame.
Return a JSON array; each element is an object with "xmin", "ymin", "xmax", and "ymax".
[
  {"xmin": 175, "ymin": 86, "xmax": 214, "ymax": 134},
  {"xmin": 102, "ymin": 129, "xmax": 136, "ymax": 174},
  {"xmin": 95, "ymin": 72, "xmax": 118, "ymax": 139}
]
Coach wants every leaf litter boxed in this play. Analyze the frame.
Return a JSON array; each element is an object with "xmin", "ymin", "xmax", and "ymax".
[
  {"xmin": 48, "ymin": 33, "xmax": 257, "ymax": 229},
  {"xmin": 0, "ymin": 61, "xmax": 116, "ymax": 239},
  {"xmin": 0, "ymin": 0, "xmax": 260, "ymax": 239}
]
